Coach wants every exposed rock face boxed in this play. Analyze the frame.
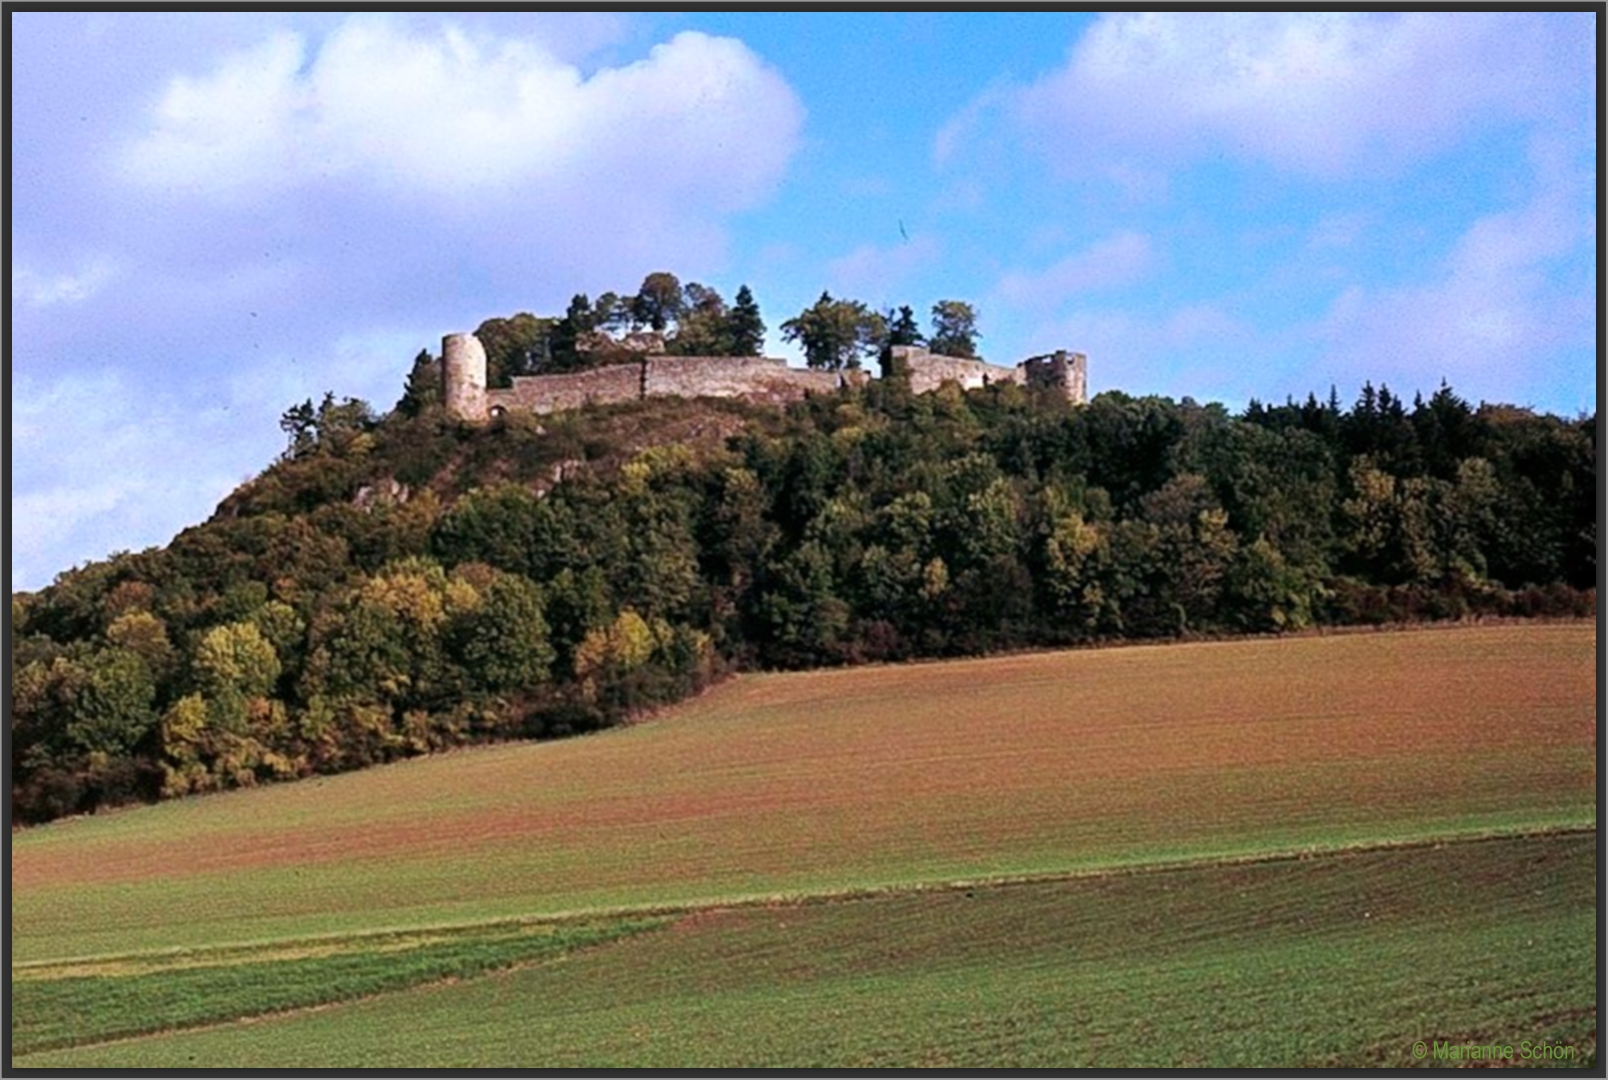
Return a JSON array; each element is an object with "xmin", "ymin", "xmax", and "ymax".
[
  {"xmin": 444, "ymin": 333, "xmax": 1087, "ymax": 419},
  {"xmin": 353, "ymin": 478, "xmax": 411, "ymax": 511},
  {"xmin": 620, "ymin": 330, "xmax": 668, "ymax": 353}
]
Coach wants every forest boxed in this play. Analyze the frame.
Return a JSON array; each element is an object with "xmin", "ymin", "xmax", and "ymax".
[{"xmin": 9, "ymin": 287, "xmax": 1596, "ymax": 825}]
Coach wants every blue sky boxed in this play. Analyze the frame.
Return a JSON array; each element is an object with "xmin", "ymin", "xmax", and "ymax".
[{"xmin": 10, "ymin": 11, "xmax": 1599, "ymax": 591}]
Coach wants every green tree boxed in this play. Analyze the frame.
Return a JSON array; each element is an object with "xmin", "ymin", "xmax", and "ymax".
[
  {"xmin": 572, "ymin": 608, "xmax": 659, "ymax": 699},
  {"xmin": 106, "ymin": 609, "xmax": 179, "ymax": 690},
  {"xmin": 781, "ymin": 292, "xmax": 885, "ymax": 371},
  {"xmin": 194, "ymin": 621, "xmax": 283, "ymax": 701},
  {"xmin": 632, "ymin": 271, "xmax": 685, "ymax": 332},
  {"xmin": 726, "ymin": 284, "xmax": 766, "ymax": 356},
  {"xmin": 281, "ymin": 393, "xmax": 376, "ymax": 459},
  {"xmin": 592, "ymin": 292, "xmax": 631, "ymax": 333},
  {"xmin": 669, "ymin": 283, "xmax": 730, "ymax": 355},
  {"xmin": 886, "ymin": 304, "xmax": 924, "ymax": 347},
  {"xmin": 279, "ymin": 399, "xmax": 318, "ymax": 459},
  {"xmin": 304, "ymin": 560, "xmax": 470, "ymax": 711},
  {"xmin": 431, "ymin": 483, "xmax": 545, "ymax": 577},
  {"xmin": 475, "ymin": 313, "xmax": 550, "ymax": 387},
  {"xmin": 396, "ymin": 349, "xmax": 442, "ymax": 417},
  {"xmin": 69, "ymin": 648, "xmax": 158, "ymax": 757},
  {"xmin": 546, "ymin": 294, "xmax": 596, "ymax": 373},
  {"xmin": 929, "ymin": 300, "xmax": 980, "ymax": 358},
  {"xmin": 758, "ymin": 540, "xmax": 851, "ymax": 663},
  {"xmin": 456, "ymin": 574, "xmax": 555, "ymax": 694},
  {"xmin": 1040, "ymin": 503, "xmax": 1105, "ymax": 632}
]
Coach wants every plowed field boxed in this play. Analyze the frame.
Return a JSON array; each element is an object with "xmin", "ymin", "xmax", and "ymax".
[{"xmin": 13, "ymin": 623, "xmax": 1594, "ymax": 964}]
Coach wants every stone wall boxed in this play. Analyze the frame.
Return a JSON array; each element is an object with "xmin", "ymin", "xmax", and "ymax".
[
  {"xmin": 481, "ymin": 355, "xmax": 842, "ymax": 416},
  {"xmin": 892, "ymin": 345, "xmax": 1024, "ymax": 394},
  {"xmin": 448, "ymin": 332, "xmax": 1086, "ymax": 420},
  {"xmin": 490, "ymin": 363, "xmax": 642, "ymax": 415},
  {"xmin": 645, "ymin": 356, "xmax": 839, "ymax": 404},
  {"xmin": 1021, "ymin": 350, "xmax": 1089, "ymax": 405}
]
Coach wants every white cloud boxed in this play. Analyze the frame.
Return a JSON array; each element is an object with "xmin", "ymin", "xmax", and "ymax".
[
  {"xmin": 1014, "ymin": 12, "xmax": 1581, "ymax": 177},
  {"xmin": 12, "ymin": 257, "xmax": 119, "ymax": 307},
  {"xmin": 1312, "ymin": 183, "xmax": 1593, "ymax": 402},
  {"xmin": 123, "ymin": 32, "xmax": 307, "ymax": 193},
  {"xmin": 12, "ymin": 318, "xmax": 462, "ymax": 593},
  {"xmin": 825, "ymin": 234, "xmax": 941, "ymax": 302},
  {"xmin": 995, "ymin": 231, "xmax": 1154, "ymax": 308},
  {"xmin": 12, "ymin": 372, "xmax": 259, "ymax": 591},
  {"xmin": 1024, "ymin": 301, "xmax": 1263, "ymax": 402},
  {"xmin": 224, "ymin": 327, "xmax": 430, "ymax": 417},
  {"xmin": 932, "ymin": 82, "xmax": 1010, "ymax": 167},
  {"xmin": 122, "ymin": 20, "xmax": 802, "ymax": 207}
]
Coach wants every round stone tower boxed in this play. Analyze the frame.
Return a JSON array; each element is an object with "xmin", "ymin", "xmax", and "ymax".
[{"xmin": 442, "ymin": 332, "xmax": 488, "ymax": 421}]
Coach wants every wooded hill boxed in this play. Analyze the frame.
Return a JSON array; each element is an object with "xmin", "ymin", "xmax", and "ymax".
[{"xmin": 10, "ymin": 359, "xmax": 1595, "ymax": 824}]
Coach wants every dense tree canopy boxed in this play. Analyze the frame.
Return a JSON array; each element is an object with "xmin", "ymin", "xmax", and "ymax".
[
  {"xmin": 10, "ymin": 281, "xmax": 1596, "ymax": 826},
  {"xmin": 475, "ymin": 313, "xmax": 550, "ymax": 386}
]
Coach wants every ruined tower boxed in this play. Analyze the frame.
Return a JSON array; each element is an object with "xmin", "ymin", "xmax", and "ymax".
[
  {"xmin": 442, "ymin": 332, "xmax": 488, "ymax": 421},
  {"xmin": 1021, "ymin": 350, "xmax": 1089, "ymax": 406}
]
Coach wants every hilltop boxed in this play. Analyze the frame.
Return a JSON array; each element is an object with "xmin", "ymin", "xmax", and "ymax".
[{"xmin": 10, "ymin": 312, "xmax": 1596, "ymax": 825}]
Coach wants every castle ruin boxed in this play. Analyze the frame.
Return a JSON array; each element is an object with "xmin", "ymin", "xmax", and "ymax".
[
  {"xmin": 886, "ymin": 344, "xmax": 1088, "ymax": 402},
  {"xmin": 442, "ymin": 333, "xmax": 1087, "ymax": 421}
]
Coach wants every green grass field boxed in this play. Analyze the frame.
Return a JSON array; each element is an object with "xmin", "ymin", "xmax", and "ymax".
[
  {"xmin": 11, "ymin": 918, "xmax": 662, "ymax": 1058},
  {"xmin": 16, "ymin": 834, "xmax": 1595, "ymax": 1068},
  {"xmin": 10, "ymin": 623, "xmax": 1598, "ymax": 1067}
]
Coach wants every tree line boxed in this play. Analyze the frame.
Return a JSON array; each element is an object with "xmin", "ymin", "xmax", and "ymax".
[{"xmin": 10, "ymin": 333, "xmax": 1595, "ymax": 824}]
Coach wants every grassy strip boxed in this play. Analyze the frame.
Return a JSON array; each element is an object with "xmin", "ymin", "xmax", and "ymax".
[
  {"xmin": 17, "ymin": 831, "xmax": 1596, "ymax": 1069},
  {"xmin": 19, "ymin": 819, "xmax": 1594, "ymax": 975},
  {"xmin": 10, "ymin": 918, "xmax": 662, "ymax": 1057}
]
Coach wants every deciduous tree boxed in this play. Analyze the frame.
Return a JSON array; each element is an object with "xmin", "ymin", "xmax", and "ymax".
[
  {"xmin": 781, "ymin": 292, "xmax": 885, "ymax": 371},
  {"xmin": 929, "ymin": 300, "xmax": 980, "ymax": 358},
  {"xmin": 632, "ymin": 272, "xmax": 685, "ymax": 332}
]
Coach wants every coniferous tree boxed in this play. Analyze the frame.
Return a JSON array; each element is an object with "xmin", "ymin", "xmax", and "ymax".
[
  {"xmin": 887, "ymin": 305, "xmax": 924, "ymax": 347},
  {"xmin": 726, "ymin": 285, "xmax": 766, "ymax": 356},
  {"xmin": 397, "ymin": 350, "xmax": 441, "ymax": 418},
  {"xmin": 547, "ymin": 294, "xmax": 596, "ymax": 373}
]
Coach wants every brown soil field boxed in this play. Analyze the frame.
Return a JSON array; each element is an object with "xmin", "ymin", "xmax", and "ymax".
[{"xmin": 11, "ymin": 622, "xmax": 1596, "ymax": 962}]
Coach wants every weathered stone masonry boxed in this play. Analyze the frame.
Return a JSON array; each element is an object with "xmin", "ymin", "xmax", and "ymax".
[
  {"xmin": 889, "ymin": 344, "xmax": 1089, "ymax": 401},
  {"xmin": 441, "ymin": 333, "xmax": 489, "ymax": 420},
  {"xmin": 443, "ymin": 334, "xmax": 1087, "ymax": 421}
]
